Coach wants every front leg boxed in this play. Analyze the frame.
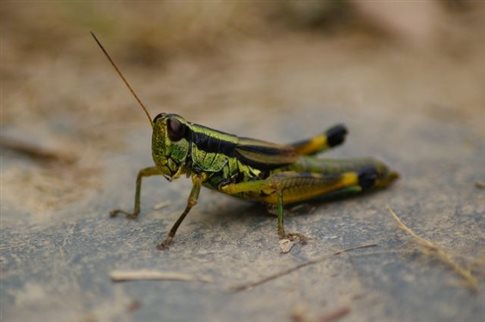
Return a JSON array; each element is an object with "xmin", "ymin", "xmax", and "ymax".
[{"xmin": 110, "ymin": 166, "xmax": 162, "ymax": 219}]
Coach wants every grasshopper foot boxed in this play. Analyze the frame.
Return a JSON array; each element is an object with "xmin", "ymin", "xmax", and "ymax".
[
  {"xmin": 110, "ymin": 209, "xmax": 138, "ymax": 220},
  {"xmin": 156, "ymin": 237, "xmax": 173, "ymax": 251}
]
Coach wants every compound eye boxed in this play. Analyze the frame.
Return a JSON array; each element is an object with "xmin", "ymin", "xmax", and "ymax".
[{"xmin": 167, "ymin": 117, "xmax": 186, "ymax": 141}]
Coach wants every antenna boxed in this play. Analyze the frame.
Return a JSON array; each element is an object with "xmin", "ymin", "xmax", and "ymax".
[{"xmin": 90, "ymin": 32, "xmax": 153, "ymax": 127}]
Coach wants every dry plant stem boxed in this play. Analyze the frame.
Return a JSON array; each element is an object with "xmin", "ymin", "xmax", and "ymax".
[
  {"xmin": 0, "ymin": 136, "xmax": 75, "ymax": 164},
  {"xmin": 231, "ymin": 243, "xmax": 377, "ymax": 292},
  {"xmin": 110, "ymin": 270, "xmax": 212, "ymax": 283},
  {"xmin": 387, "ymin": 206, "xmax": 478, "ymax": 292}
]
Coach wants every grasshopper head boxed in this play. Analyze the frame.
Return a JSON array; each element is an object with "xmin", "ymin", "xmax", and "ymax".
[{"xmin": 152, "ymin": 113, "xmax": 190, "ymax": 180}]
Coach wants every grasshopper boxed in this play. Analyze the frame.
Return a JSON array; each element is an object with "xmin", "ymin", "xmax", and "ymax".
[{"xmin": 92, "ymin": 33, "xmax": 399, "ymax": 250}]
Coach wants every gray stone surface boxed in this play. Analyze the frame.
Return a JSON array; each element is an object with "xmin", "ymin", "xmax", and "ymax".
[{"xmin": 2, "ymin": 105, "xmax": 484, "ymax": 322}]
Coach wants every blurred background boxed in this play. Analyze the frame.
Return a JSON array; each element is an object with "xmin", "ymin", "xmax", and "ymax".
[
  {"xmin": 1, "ymin": 0, "xmax": 484, "ymax": 214},
  {"xmin": 1, "ymin": 1, "xmax": 484, "ymax": 322}
]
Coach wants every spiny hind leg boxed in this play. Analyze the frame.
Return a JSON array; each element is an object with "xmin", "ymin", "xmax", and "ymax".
[
  {"xmin": 268, "ymin": 171, "xmax": 371, "ymax": 243},
  {"xmin": 221, "ymin": 169, "xmax": 376, "ymax": 244},
  {"xmin": 220, "ymin": 177, "xmax": 308, "ymax": 243},
  {"xmin": 289, "ymin": 124, "xmax": 348, "ymax": 156}
]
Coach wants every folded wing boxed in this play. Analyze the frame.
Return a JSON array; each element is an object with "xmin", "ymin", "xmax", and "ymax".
[{"xmin": 235, "ymin": 137, "xmax": 298, "ymax": 170}]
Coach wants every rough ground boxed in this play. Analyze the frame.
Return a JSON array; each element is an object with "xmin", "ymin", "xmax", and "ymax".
[{"xmin": 1, "ymin": 3, "xmax": 484, "ymax": 322}]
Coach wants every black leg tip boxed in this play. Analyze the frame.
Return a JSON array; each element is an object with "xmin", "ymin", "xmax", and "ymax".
[
  {"xmin": 157, "ymin": 237, "xmax": 173, "ymax": 251},
  {"xmin": 326, "ymin": 124, "xmax": 348, "ymax": 147},
  {"xmin": 358, "ymin": 166, "xmax": 378, "ymax": 189},
  {"xmin": 156, "ymin": 244, "xmax": 170, "ymax": 251}
]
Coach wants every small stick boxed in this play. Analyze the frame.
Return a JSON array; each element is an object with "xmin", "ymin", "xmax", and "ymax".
[
  {"xmin": 387, "ymin": 206, "xmax": 478, "ymax": 292},
  {"xmin": 153, "ymin": 201, "xmax": 171, "ymax": 210},
  {"xmin": 0, "ymin": 136, "xmax": 75, "ymax": 164},
  {"xmin": 110, "ymin": 270, "xmax": 212, "ymax": 283},
  {"xmin": 231, "ymin": 243, "xmax": 377, "ymax": 292}
]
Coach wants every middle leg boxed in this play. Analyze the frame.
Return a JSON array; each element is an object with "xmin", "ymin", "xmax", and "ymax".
[{"xmin": 157, "ymin": 173, "xmax": 206, "ymax": 250}]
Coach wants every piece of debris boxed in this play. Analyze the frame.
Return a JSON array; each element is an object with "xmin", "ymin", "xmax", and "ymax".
[
  {"xmin": 110, "ymin": 270, "xmax": 212, "ymax": 283},
  {"xmin": 231, "ymin": 243, "xmax": 377, "ymax": 292},
  {"xmin": 153, "ymin": 201, "xmax": 171, "ymax": 210},
  {"xmin": 387, "ymin": 206, "xmax": 478, "ymax": 292},
  {"xmin": 279, "ymin": 238, "xmax": 295, "ymax": 253}
]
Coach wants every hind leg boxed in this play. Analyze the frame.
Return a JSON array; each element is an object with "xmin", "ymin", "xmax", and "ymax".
[{"xmin": 221, "ymin": 169, "xmax": 380, "ymax": 243}]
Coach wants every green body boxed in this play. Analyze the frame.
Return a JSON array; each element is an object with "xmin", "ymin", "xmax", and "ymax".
[
  {"xmin": 92, "ymin": 32, "xmax": 398, "ymax": 249},
  {"xmin": 150, "ymin": 114, "xmax": 398, "ymax": 205},
  {"xmin": 111, "ymin": 113, "xmax": 398, "ymax": 249}
]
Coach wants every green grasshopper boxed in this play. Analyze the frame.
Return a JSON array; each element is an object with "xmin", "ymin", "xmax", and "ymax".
[{"xmin": 92, "ymin": 33, "xmax": 399, "ymax": 250}]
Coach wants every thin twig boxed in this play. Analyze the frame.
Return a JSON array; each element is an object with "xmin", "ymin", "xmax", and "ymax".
[
  {"xmin": 231, "ymin": 243, "xmax": 377, "ymax": 292},
  {"xmin": 387, "ymin": 206, "xmax": 478, "ymax": 292},
  {"xmin": 110, "ymin": 270, "xmax": 212, "ymax": 283}
]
